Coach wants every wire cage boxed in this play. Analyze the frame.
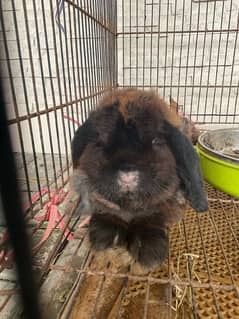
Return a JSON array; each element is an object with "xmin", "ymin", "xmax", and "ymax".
[{"xmin": 0, "ymin": 0, "xmax": 238, "ymax": 318}]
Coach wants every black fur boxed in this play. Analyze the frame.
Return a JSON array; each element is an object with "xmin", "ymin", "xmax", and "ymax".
[
  {"xmin": 71, "ymin": 118, "xmax": 98, "ymax": 168},
  {"xmin": 164, "ymin": 120, "xmax": 208, "ymax": 212},
  {"xmin": 89, "ymin": 213, "xmax": 168, "ymax": 268},
  {"xmin": 89, "ymin": 214, "xmax": 127, "ymax": 250},
  {"xmin": 127, "ymin": 221, "xmax": 169, "ymax": 268}
]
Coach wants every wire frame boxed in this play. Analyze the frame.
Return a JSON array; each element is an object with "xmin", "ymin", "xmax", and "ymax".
[
  {"xmin": 117, "ymin": 0, "xmax": 239, "ymax": 124},
  {"xmin": 0, "ymin": 0, "xmax": 239, "ymax": 318},
  {"xmin": 0, "ymin": 0, "xmax": 117, "ymax": 316},
  {"xmin": 0, "ymin": 0, "xmax": 117, "ymax": 210}
]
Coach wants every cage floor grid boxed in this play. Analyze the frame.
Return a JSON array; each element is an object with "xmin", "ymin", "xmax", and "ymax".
[
  {"xmin": 60, "ymin": 183, "xmax": 239, "ymax": 319},
  {"xmin": 0, "ymin": 181, "xmax": 238, "ymax": 318}
]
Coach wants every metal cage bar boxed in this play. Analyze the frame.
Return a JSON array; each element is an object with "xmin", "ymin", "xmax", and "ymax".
[{"xmin": 0, "ymin": 0, "xmax": 239, "ymax": 318}]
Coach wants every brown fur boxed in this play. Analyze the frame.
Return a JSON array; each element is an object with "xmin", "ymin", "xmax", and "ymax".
[
  {"xmin": 71, "ymin": 88, "xmax": 207, "ymax": 268},
  {"xmin": 96, "ymin": 88, "xmax": 200, "ymax": 144},
  {"xmin": 169, "ymin": 96, "xmax": 200, "ymax": 144},
  {"xmin": 97, "ymin": 88, "xmax": 182, "ymax": 128}
]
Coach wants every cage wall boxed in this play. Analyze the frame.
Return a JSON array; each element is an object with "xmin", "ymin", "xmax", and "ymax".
[
  {"xmin": 0, "ymin": 0, "xmax": 117, "ymax": 203},
  {"xmin": 117, "ymin": 0, "xmax": 239, "ymax": 124},
  {"xmin": 1, "ymin": 0, "xmax": 117, "ymax": 152},
  {"xmin": 0, "ymin": 1, "xmax": 239, "ymax": 318}
]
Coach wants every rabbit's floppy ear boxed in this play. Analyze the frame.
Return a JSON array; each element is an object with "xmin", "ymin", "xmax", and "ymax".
[
  {"xmin": 164, "ymin": 120, "xmax": 208, "ymax": 212},
  {"xmin": 71, "ymin": 103, "xmax": 121, "ymax": 168},
  {"xmin": 71, "ymin": 118, "xmax": 98, "ymax": 169}
]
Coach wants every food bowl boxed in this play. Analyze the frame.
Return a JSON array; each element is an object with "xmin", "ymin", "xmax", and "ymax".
[{"xmin": 197, "ymin": 128, "xmax": 239, "ymax": 198}]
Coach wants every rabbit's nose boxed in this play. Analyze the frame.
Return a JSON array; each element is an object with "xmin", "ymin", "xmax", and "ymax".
[
  {"xmin": 118, "ymin": 171, "xmax": 139, "ymax": 192},
  {"xmin": 119, "ymin": 171, "xmax": 138, "ymax": 184}
]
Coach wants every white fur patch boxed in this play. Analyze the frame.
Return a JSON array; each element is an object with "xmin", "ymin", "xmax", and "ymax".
[{"xmin": 117, "ymin": 171, "xmax": 139, "ymax": 193}]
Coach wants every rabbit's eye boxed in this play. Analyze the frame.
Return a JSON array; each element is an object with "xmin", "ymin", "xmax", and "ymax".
[{"xmin": 152, "ymin": 137, "xmax": 164, "ymax": 145}]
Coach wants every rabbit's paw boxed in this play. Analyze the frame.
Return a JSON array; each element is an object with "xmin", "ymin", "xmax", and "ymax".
[
  {"xmin": 128, "ymin": 227, "xmax": 168, "ymax": 268},
  {"xmin": 89, "ymin": 214, "xmax": 127, "ymax": 251}
]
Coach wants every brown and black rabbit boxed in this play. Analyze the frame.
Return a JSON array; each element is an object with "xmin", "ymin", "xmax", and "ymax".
[{"xmin": 71, "ymin": 88, "xmax": 208, "ymax": 268}]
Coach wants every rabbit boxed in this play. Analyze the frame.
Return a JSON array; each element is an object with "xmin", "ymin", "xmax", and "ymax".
[
  {"xmin": 71, "ymin": 88, "xmax": 208, "ymax": 268},
  {"xmin": 169, "ymin": 96, "xmax": 200, "ymax": 145}
]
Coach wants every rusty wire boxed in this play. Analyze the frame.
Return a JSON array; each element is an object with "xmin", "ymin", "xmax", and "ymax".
[{"xmin": 0, "ymin": 0, "xmax": 239, "ymax": 318}]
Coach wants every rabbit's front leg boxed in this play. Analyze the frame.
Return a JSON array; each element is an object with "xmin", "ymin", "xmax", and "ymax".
[
  {"xmin": 127, "ymin": 220, "xmax": 168, "ymax": 269},
  {"xmin": 89, "ymin": 213, "xmax": 127, "ymax": 251}
]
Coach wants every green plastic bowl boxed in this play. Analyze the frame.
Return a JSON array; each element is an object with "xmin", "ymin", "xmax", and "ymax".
[{"xmin": 196, "ymin": 129, "xmax": 239, "ymax": 198}]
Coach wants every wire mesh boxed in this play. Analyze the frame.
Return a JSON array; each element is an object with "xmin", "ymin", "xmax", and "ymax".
[
  {"xmin": 48, "ymin": 183, "xmax": 239, "ymax": 319},
  {"xmin": 117, "ymin": 0, "xmax": 239, "ymax": 124},
  {"xmin": 0, "ymin": 0, "xmax": 117, "ymax": 205},
  {"xmin": 0, "ymin": 0, "xmax": 117, "ymax": 317},
  {"xmin": 0, "ymin": 0, "xmax": 239, "ymax": 318}
]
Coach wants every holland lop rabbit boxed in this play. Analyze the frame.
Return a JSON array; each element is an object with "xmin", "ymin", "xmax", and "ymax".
[{"xmin": 71, "ymin": 89, "xmax": 208, "ymax": 268}]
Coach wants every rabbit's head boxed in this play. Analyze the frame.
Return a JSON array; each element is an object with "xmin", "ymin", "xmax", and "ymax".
[{"xmin": 72, "ymin": 89, "xmax": 208, "ymax": 213}]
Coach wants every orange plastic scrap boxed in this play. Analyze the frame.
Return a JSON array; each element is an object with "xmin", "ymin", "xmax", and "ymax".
[{"xmin": 34, "ymin": 189, "xmax": 74, "ymax": 251}]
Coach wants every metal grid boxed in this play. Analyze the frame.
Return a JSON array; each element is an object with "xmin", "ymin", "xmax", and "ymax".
[
  {"xmin": 0, "ymin": 0, "xmax": 238, "ymax": 318},
  {"xmin": 47, "ymin": 183, "xmax": 239, "ymax": 319},
  {"xmin": 117, "ymin": 0, "xmax": 239, "ymax": 124},
  {"xmin": 0, "ymin": 0, "xmax": 117, "ymax": 317},
  {"xmin": 0, "ymin": 0, "xmax": 117, "ymax": 205}
]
